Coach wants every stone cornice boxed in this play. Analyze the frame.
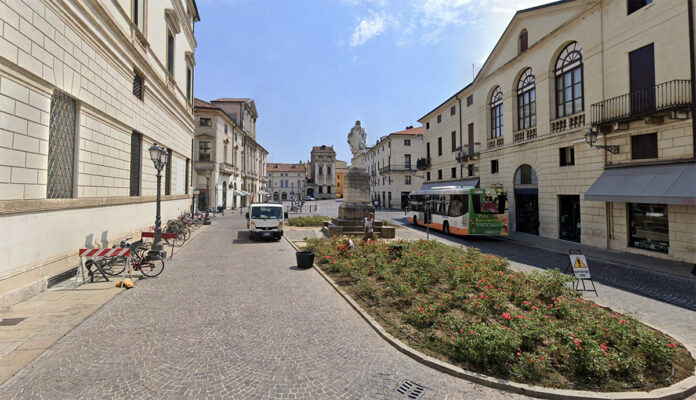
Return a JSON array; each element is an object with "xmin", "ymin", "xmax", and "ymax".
[{"xmin": 0, "ymin": 195, "xmax": 190, "ymax": 216}]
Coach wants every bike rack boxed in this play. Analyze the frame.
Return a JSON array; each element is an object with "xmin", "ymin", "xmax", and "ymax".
[{"xmin": 140, "ymin": 232, "xmax": 177, "ymax": 259}]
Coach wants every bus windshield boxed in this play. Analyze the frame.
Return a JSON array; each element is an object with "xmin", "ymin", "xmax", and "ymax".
[
  {"xmin": 251, "ymin": 206, "xmax": 283, "ymax": 219},
  {"xmin": 472, "ymin": 194, "xmax": 507, "ymax": 214}
]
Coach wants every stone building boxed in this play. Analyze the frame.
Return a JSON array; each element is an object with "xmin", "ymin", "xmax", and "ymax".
[
  {"xmin": 306, "ymin": 145, "xmax": 336, "ymax": 199},
  {"xmin": 267, "ymin": 163, "xmax": 305, "ymax": 201},
  {"xmin": 193, "ymin": 98, "xmax": 268, "ymax": 210},
  {"xmin": 0, "ymin": 0, "xmax": 200, "ymax": 304},
  {"xmin": 419, "ymin": 0, "xmax": 695, "ymax": 263},
  {"xmin": 365, "ymin": 126, "xmax": 424, "ymax": 209}
]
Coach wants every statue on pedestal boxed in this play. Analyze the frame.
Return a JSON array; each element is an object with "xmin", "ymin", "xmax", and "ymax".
[{"xmin": 347, "ymin": 120, "xmax": 367, "ymax": 167}]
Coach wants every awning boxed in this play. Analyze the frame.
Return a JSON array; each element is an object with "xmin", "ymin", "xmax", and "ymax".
[
  {"xmin": 585, "ymin": 162, "xmax": 696, "ymax": 205},
  {"xmin": 259, "ymin": 190, "xmax": 270, "ymax": 196},
  {"xmin": 233, "ymin": 190, "xmax": 250, "ymax": 197},
  {"xmin": 418, "ymin": 178, "xmax": 479, "ymax": 191}
]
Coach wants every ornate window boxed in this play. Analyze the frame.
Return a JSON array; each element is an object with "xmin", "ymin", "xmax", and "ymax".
[
  {"xmin": 555, "ymin": 42, "xmax": 584, "ymax": 118},
  {"xmin": 490, "ymin": 86, "xmax": 503, "ymax": 138},
  {"xmin": 517, "ymin": 68, "xmax": 536, "ymax": 130}
]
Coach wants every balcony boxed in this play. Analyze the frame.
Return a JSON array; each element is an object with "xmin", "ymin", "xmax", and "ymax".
[
  {"xmin": 220, "ymin": 162, "xmax": 238, "ymax": 175},
  {"xmin": 456, "ymin": 143, "xmax": 481, "ymax": 163},
  {"xmin": 195, "ymin": 160, "xmax": 214, "ymax": 170},
  {"xmin": 487, "ymin": 137, "xmax": 505, "ymax": 149},
  {"xmin": 591, "ymin": 80, "xmax": 692, "ymax": 127},
  {"xmin": 513, "ymin": 127, "xmax": 537, "ymax": 144},
  {"xmin": 379, "ymin": 164, "xmax": 415, "ymax": 174},
  {"xmin": 551, "ymin": 113, "xmax": 585, "ymax": 134},
  {"xmin": 416, "ymin": 157, "xmax": 431, "ymax": 170}
]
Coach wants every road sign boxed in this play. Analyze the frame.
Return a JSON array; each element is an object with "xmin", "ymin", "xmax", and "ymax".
[{"xmin": 569, "ymin": 253, "xmax": 591, "ymax": 279}]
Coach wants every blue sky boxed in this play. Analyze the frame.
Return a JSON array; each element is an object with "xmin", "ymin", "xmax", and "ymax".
[{"xmin": 194, "ymin": 0, "xmax": 550, "ymax": 163}]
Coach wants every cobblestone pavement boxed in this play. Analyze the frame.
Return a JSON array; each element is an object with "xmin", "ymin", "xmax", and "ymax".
[{"xmin": 0, "ymin": 215, "xmax": 531, "ymax": 399}]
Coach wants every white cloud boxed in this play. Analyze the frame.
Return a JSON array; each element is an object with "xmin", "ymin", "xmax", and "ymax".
[{"xmin": 349, "ymin": 10, "xmax": 391, "ymax": 47}]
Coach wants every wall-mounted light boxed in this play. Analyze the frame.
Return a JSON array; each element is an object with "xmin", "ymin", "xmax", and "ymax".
[{"xmin": 584, "ymin": 129, "xmax": 619, "ymax": 154}]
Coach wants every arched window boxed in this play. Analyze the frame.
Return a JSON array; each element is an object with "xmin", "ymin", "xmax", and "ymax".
[
  {"xmin": 517, "ymin": 68, "xmax": 536, "ymax": 130},
  {"xmin": 519, "ymin": 29, "xmax": 528, "ymax": 53},
  {"xmin": 555, "ymin": 42, "xmax": 583, "ymax": 118},
  {"xmin": 490, "ymin": 87, "xmax": 503, "ymax": 138}
]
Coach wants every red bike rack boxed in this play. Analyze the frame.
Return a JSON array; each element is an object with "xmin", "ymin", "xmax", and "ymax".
[{"xmin": 141, "ymin": 232, "xmax": 177, "ymax": 259}]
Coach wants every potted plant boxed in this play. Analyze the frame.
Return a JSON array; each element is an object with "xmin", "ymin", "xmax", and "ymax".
[{"xmin": 295, "ymin": 250, "xmax": 315, "ymax": 268}]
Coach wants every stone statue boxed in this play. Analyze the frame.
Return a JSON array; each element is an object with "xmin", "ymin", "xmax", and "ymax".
[{"xmin": 347, "ymin": 120, "xmax": 367, "ymax": 166}]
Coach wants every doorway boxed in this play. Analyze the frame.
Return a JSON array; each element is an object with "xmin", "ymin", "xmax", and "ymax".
[
  {"xmin": 222, "ymin": 181, "xmax": 227, "ymax": 209},
  {"xmin": 559, "ymin": 195, "xmax": 581, "ymax": 242},
  {"xmin": 514, "ymin": 164, "xmax": 539, "ymax": 235}
]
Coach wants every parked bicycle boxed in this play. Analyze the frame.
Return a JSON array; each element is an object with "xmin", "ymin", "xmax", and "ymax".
[{"xmin": 89, "ymin": 238, "xmax": 165, "ymax": 278}]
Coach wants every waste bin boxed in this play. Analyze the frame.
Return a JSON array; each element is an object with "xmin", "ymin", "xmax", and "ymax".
[{"xmin": 295, "ymin": 251, "xmax": 315, "ymax": 268}]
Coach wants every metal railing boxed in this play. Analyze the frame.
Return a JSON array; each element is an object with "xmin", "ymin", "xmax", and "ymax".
[
  {"xmin": 416, "ymin": 158, "xmax": 431, "ymax": 170},
  {"xmin": 379, "ymin": 164, "xmax": 414, "ymax": 174},
  {"xmin": 513, "ymin": 127, "xmax": 538, "ymax": 144},
  {"xmin": 591, "ymin": 80, "xmax": 692, "ymax": 126},
  {"xmin": 487, "ymin": 137, "xmax": 504, "ymax": 149}
]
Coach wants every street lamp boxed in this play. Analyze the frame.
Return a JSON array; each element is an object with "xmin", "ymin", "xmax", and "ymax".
[
  {"xmin": 204, "ymin": 170, "xmax": 212, "ymax": 225},
  {"xmin": 148, "ymin": 143, "xmax": 169, "ymax": 257},
  {"xmin": 585, "ymin": 128, "xmax": 619, "ymax": 154}
]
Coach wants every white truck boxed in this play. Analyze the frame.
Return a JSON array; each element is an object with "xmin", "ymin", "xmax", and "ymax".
[{"xmin": 246, "ymin": 203, "xmax": 288, "ymax": 241}]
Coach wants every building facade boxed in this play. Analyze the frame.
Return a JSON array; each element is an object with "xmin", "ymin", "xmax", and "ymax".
[
  {"xmin": 306, "ymin": 145, "xmax": 336, "ymax": 199},
  {"xmin": 267, "ymin": 163, "xmax": 305, "ymax": 201},
  {"xmin": 419, "ymin": 0, "xmax": 695, "ymax": 263},
  {"xmin": 0, "ymin": 0, "xmax": 200, "ymax": 305},
  {"xmin": 366, "ymin": 126, "xmax": 424, "ymax": 209},
  {"xmin": 193, "ymin": 98, "xmax": 267, "ymax": 209}
]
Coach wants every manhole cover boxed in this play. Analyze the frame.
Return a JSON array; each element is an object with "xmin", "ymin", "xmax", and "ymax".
[
  {"xmin": 396, "ymin": 379, "xmax": 426, "ymax": 399},
  {"xmin": 0, "ymin": 318, "xmax": 26, "ymax": 326}
]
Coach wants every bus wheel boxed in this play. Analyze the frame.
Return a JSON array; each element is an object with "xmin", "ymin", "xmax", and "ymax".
[
  {"xmin": 412, "ymin": 216, "xmax": 418, "ymax": 226},
  {"xmin": 443, "ymin": 221, "xmax": 450, "ymax": 234}
]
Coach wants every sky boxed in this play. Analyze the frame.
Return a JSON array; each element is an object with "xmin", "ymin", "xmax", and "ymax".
[{"xmin": 194, "ymin": 0, "xmax": 552, "ymax": 163}]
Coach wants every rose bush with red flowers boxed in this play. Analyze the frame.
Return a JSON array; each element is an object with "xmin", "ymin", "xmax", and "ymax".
[{"xmin": 306, "ymin": 238, "xmax": 695, "ymax": 391}]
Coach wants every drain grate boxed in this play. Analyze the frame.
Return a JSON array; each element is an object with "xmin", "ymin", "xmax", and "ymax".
[
  {"xmin": 396, "ymin": 379, "xmax": 426, "ymax": 399},
  {"xmin": 0, "ymin": 318, "xmax": 26, "ymax": 326}
]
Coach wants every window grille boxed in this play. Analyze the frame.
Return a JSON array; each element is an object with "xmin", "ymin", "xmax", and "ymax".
[
  {"xmin": 133, "ymin": 73, "xmax": 143, "ymax": 100},
  {"xmin": 130, "ymin": 132, "xmax": 142, "ymax": 196},
  {"xmin": 47, "ymin": 91, "xmax": 77, "ymax": 198}
]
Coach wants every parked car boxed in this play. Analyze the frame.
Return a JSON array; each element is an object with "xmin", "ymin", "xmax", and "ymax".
[
  {"xmin": 246, "ymin": 203, "xmax": 288, "ymax": 241},
  {"xmin": 304, "ymin": 196, "xmax": 315, "ymax": 201}
]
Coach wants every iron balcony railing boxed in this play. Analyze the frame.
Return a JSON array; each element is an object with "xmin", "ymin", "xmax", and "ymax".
[
  {"xmin": 416, "ymin": 157, "xmax": 431, "ymax": 170},
  {"xmin": 591, "ymin": 80, "xmax": 692, "ymax": 126},
  {"xmin": 379, "ymin": 164, "xmax": 414, "ymax": 174}
]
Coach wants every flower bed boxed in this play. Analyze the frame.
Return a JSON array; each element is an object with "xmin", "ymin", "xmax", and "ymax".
[
  {"xmin": 287, "ymin": 215, "xmax": 330, "ymax": 227},
  {"xmin": 306, "ymin": 238, "xmax": 695, "ymax": 391}
]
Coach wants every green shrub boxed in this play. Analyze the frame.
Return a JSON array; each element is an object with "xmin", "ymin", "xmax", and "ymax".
[{"xmin": 287, "ymin": 215, "xmax": 330, "ymax": 226}]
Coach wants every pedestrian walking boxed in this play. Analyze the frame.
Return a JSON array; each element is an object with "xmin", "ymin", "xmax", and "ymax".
[
  {"xmin": 363, "ymin": 212, "xmax": 375, "ymax": 242},
  {"xmin": 374, "ymin": 199, "xmax": 379, "ymax": 210}
]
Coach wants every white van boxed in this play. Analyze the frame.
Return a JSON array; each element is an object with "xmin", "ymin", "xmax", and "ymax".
[{"xmin": 246, "ymin": 203, "xmax": 287, "ymax": 241}]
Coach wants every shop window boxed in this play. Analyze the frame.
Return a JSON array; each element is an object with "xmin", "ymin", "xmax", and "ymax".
[
  {"xmin": 631, "ymin": 132, "xmax": 657, "ymax": 159},
  {"xmin": 560, "ymin": 146, "xmax": 575, "ymax": 166},
  {"xmin": 629, "ymin": 203, "xmax": 668, "ymax": 253}
]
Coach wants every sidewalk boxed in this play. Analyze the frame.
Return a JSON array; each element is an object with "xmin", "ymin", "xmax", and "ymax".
[
  {"xmin": 502, "ymin": 231, "xmax": 695, "ymax": 279},
  {"xmin": 0, "ymin": 220, "xmax": 211, "ymax": 387}
]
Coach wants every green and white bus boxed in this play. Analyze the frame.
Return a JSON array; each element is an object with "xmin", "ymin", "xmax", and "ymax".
[{"xmin": 406, "ymin": 185, "xmax": 509, "ymax": 236}]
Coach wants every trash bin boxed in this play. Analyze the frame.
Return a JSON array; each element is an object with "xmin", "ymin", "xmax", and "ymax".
[{"xmin": 295, "ymin": 251, "xmax": 315, "ymax": 268}]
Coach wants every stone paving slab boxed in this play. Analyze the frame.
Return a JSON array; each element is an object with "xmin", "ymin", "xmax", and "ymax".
[{"xmin": 0, "ymin": 215, "xmax": 531, "ymax": 399}]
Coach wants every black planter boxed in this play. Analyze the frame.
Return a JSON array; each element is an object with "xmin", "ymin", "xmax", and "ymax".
[{"xmin": 296, "ymin": 251, "xmax": 315, "ymax": 268}]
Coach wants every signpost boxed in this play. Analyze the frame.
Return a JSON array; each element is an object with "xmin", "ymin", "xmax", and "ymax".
[{"xmin": 565, "ymin": 249, "xmax": 597, "ymax": 296}]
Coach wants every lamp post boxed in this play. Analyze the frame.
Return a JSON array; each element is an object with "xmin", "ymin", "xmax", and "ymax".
[
  {"xmin": 584, "ymin": 128, "xmax": 620, "ymax": 154},
  {"xmin": 204, "ymin": 170, "xmax": 212, "ymax": 225},
  {"xmin": 148, "ymin": 143, "xmax": 169, "ymax": 257}
]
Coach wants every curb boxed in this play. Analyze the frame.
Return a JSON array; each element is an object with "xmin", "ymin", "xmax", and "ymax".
[{"xmin": 285, "ymin": 237, "xmax": 696, "ymax": 400}]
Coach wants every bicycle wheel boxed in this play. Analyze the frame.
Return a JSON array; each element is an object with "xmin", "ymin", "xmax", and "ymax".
[
  {"xmin": 101, "ymin": 256, "xmax": 127, "ymax": 276},
  {"xmin": 139, "ymin": 255, "xmax": 164, "ymax": 277},
  {"xmin": 175, "ymin": 230, "xmax": 186, "ymax": 246}
]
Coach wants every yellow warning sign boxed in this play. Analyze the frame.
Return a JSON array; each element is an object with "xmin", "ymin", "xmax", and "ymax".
[
  {"xmin": 574, "ymin": 258, "xmax": 587, "ymax": 269},
  {"xmin": 569, "ymin": 254, "xmax": 591, "ymax": 279}
]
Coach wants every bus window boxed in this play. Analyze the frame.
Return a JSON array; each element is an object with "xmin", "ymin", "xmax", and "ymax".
[
  {"xmin": 449, "ymin": 194, "xmax": 468, "ymax": 217},
  {"xmin": 473, "ymin": 194, "xmax": 500, "ymax": 214}
]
